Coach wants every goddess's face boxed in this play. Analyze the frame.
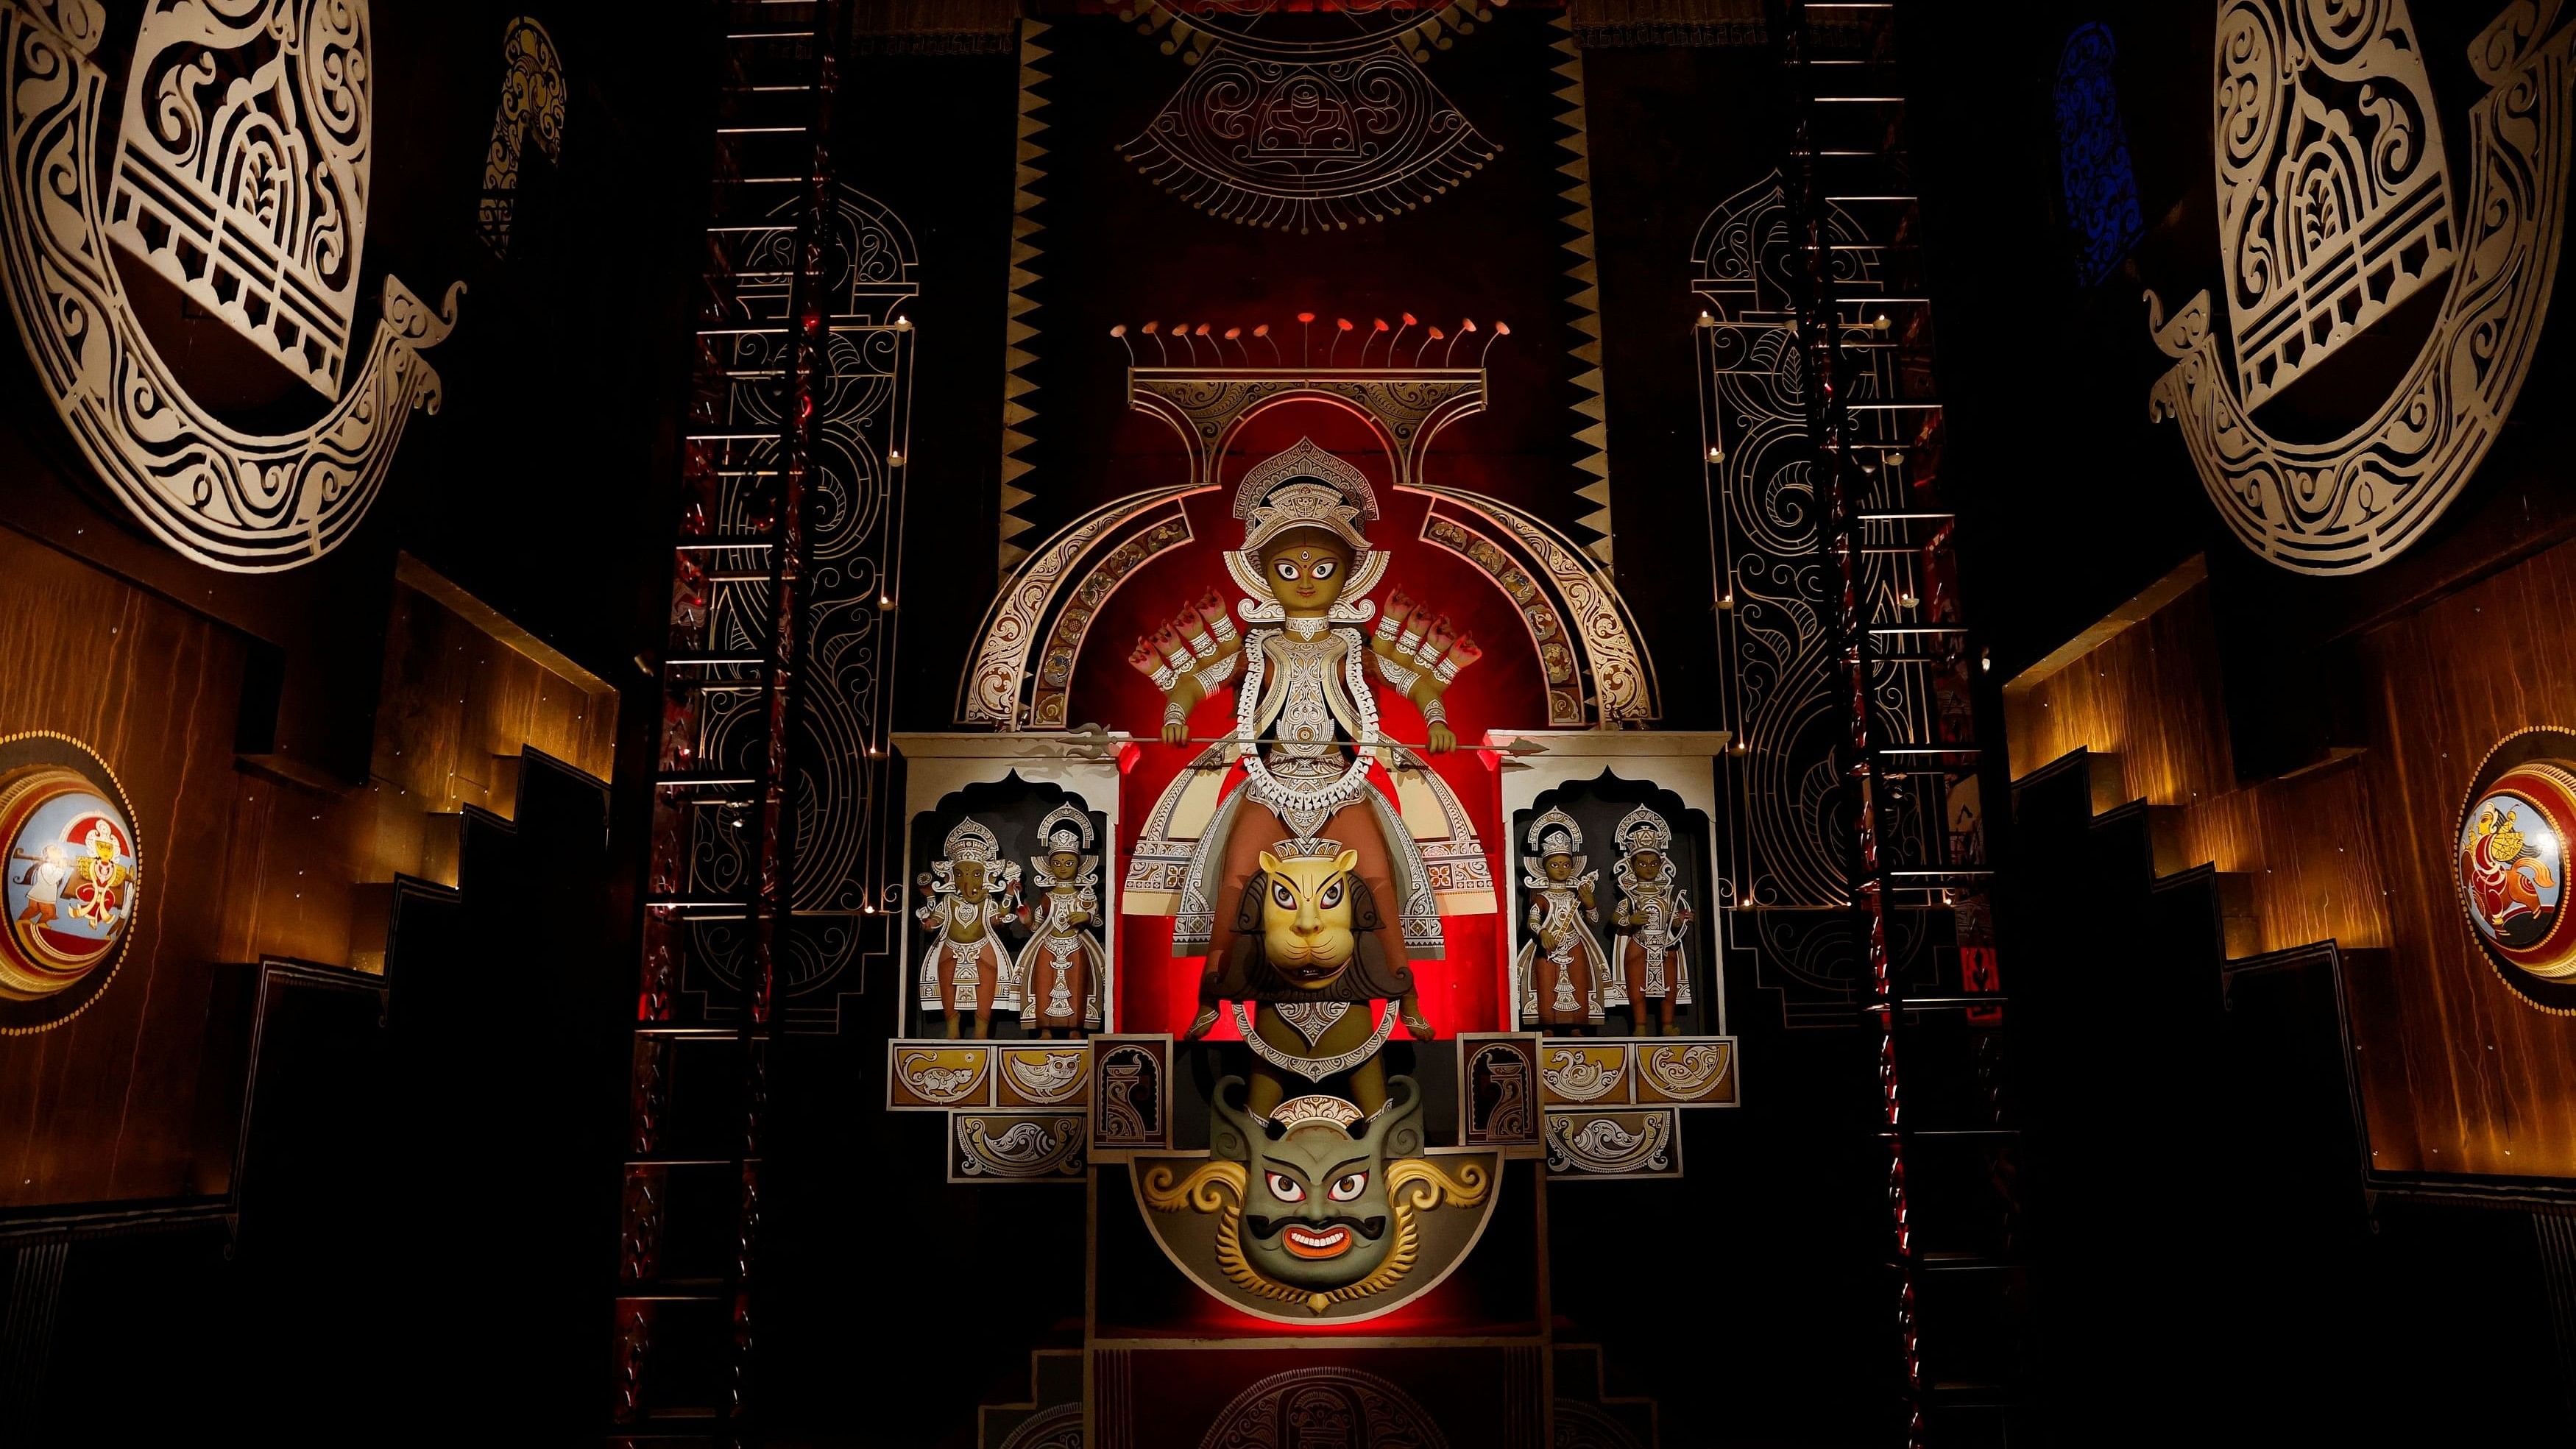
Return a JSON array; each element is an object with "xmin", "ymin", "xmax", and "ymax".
[
  {"xmin": 1630, "ymin": 849, "xmax": 1663, "ymax": 879},
  {"xmin": 1264, "ymin": 532, "xmax": 1351, "ymax": 614},
  {"xmin": 1544, "ymin": 854, "xmax": 1574, "ymax": 882},
  {"xmin": 1047, "ymin": 849, "xmax": 1081, "ymax": 878}
]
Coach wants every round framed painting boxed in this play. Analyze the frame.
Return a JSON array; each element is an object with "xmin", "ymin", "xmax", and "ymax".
[
  {"xmin": 2457, "ymin": 729, "xmax": 2576, "ymax": 1012},
  {"xmin": 0, "ymin": 734, "xmax": 141, "ymax": 1032}
]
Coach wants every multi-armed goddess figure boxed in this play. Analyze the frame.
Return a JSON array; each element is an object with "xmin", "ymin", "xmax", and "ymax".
[{"xmin": 1125, "ymin": 442, "xmax": 1485, "ymax": 1108}]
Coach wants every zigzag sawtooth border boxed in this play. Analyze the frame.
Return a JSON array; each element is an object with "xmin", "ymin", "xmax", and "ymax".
[
  {"xmin": 1551, "ymin": 13, "xmax": 1614, "ymax": 564},
  {"xmin": 997, "ymin": 18, "xmax": 1050, "ymax": 573}
]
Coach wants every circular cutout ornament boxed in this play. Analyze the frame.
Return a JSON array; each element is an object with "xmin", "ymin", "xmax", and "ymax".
[
  {"xmin": 2457, "ymin": 729, "xmax": 2576, "ymax": 1011},
  {"xmin": 0, "ymin": 734, "xmax": 140, "ymax": 1032}
]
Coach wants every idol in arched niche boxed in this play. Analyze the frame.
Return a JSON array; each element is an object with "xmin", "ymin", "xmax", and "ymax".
[
  {"xmin": 1016, "ymin": 804, "xmax": 1104, "ymax": 1038},
  {"xmin": 1513, "ymin": 808, "xmax": 1613, "ymax": 1033},
  {"xmin": 1514, "ymin": 775, "xmax": 1714, "ymax": 1036},
  {"xmin": 1121, "ymin": 441, "xmax": 1487, "ymax": 1049},
  {"xmin": 1610, "ymin": 804, "xmax": 1694, "ymax": 1036},
  {"xmin": 916, "ymin": 818, "xmax": 1024, "ymax": 1039}
]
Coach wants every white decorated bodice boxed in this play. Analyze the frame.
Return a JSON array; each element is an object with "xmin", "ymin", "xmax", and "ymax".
[{"xmin": 1236, "ymin": 625, "xmax": 1380, "ymax": 826}]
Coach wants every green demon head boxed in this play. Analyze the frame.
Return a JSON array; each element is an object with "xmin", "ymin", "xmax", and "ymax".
[{"xmin": 1144, "ymin": 1074, "xmax": 1487, "ymax": 1315}]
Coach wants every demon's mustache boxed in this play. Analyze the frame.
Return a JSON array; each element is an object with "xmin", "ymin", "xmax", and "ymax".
[{"xmin": 1248, "ymin": 1214, "xmax": 1387, "ymax": 1241}]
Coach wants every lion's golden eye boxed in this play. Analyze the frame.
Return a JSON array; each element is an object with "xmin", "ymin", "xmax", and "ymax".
[
  {"xmin": 1320, "ymin": 876, "xmax": 1342, "ymax": 909},
  {"xmin": 1273, "ymin": 881, "xmax": 1296, "ymax": 910},
  {"xmin": 1265, "ymin": 1171, "xmax": 1306, "ymax": 1203}
]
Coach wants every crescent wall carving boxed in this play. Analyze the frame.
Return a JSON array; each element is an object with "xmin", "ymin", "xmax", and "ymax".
[
  {"xmin": 2145, "ymin": 0, "xmax": 2573, "ymax": 575},
  {"xmin": 0, "ymin": 0, "xmax": 458, "ymax": 573}
]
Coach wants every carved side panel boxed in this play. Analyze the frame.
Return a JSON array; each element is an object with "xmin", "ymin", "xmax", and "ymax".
[
  {"xmin": 675, "ymin": 185, "xmax": 919, "ymax": 1030},
  {"xmin": 1089, "ymin": 1034, "xmax": 1172, "ymax": 1154},
  {"xmin": 107, "ymin": 0, "xmax": 371, "ymax": 394},
  {"xmin": 1694, "ymin": 172, "xmax": 1947, "ymax": 1024},
  {"xmin": 1543, "ymin": 1108, "xmax": 1682, "ymax": 1180}
]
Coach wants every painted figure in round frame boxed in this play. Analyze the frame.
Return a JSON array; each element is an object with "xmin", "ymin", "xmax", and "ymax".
[
  {"xmin": 0, "ymin": 734, "xmax": 140, "ymax": 1033},
  {"xmin": 2456, "ymin": 729, "xmax": 2576, "ymax": 1012}
]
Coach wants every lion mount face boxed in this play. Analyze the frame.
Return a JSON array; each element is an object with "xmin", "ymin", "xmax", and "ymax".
[{"xmin": 1258, "ymin": 848, "xmax": 1359, "ymax": 989}]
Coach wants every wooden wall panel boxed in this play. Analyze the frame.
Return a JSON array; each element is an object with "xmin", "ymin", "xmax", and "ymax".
[
  {"xmin": 2167, "ymin": 759, "xmax": 2391, "ymax": 954},
  {"xmin": 212, "ymin": 771, "xmax": 364, "ymax": 968},
  {"xmin": 0, "ymin": 531, "xmax": 247, "ymax": 1207},
  {"xmin": 371, "ymin": 581, "xmax": 615, "ymax": 821},
  {"xmin": 2006, "ymin": 579, "xmax": 2391, "ymax": 957},
  {"xmin": 2005, "ymin": 581, "xmax": 2234, "ymax": 806},
  {"xmin": 2351, "ymin": 535, "xmax": 2576, "ymax": 1178},
  {"xmin": 0, "ymin": 537, "xmax": 629, "ymax": 1209},
  {"xmin": 2012, "ymin": 549, "xmax": 2576, "ymax": 1180}
]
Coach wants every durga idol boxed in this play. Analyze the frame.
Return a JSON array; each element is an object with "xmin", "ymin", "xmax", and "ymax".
[{"xmin": 1125, "ymin": 440, "xmax": 1485, "ymax": 1077}]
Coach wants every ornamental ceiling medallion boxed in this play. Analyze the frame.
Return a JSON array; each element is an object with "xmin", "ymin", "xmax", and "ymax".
[
  {"xmin": 2145, "ymin": 0, "xmax": 2572, "ymax": 575},
  {"xmin": 1117, "ymin": 0, "xmax": 1500, "ymax": 233},
  {"xmin": 0, "ymin": 733, "xmax": 140, "ymax": 1035},
  {"xmin": 2456, "ymin": 727, "xmax": 2576, "ymax": 1013},
  {"xmin": 0, "ymin": 0, "xmax": 459, "ymax": 573}
]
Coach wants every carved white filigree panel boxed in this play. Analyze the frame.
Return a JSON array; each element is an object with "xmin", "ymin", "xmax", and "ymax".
[
  {"xmin": 2148, "ymin": 0, "xmax": 2574, "ymax": 574},
  {"xmin": 2213, "ymin": 0, "xmax": 2454, "ymax": 409},
  {"xmin": 107, "ymin": 0, "xmax": 373, "ymax": 396},
  {"xmin": 0, "ymin": 1, "xmax": 456, "ymax": 573}
]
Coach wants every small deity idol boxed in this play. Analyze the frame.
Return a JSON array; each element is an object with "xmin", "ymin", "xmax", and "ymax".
[
  {"xmin": 1514, "ymin": 809, "xmax": 1613, "ymax": 1033},
  {"xmin": 915, "ymin": 817, "xmax": 1024, "ymax": 1039},
  {"xmin": 1610, "ymin": 805, "xmax": 1694, "ymax": 1035},
  {"xmin": 1015, "ymin": 804, "xmax": 1105, "ymax": 1038}
]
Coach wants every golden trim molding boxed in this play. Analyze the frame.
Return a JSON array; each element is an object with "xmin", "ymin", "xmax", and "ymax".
[
  {"xmin": 997, "ymin": 18, "xmax": 1051, "ymax": 573},
  {"xmin": 1550, "ymin": 13, "xmax": 1616, "ymax": 564}
]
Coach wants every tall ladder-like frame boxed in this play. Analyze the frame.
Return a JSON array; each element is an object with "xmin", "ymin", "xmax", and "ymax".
[
  {"xmin": 1774, "ymin": 3, "xmax": 2031, "ymax": 1443},
  {"xmin": 612, "ymin": 4, "xmax": 845, "ymax": 1444}
]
